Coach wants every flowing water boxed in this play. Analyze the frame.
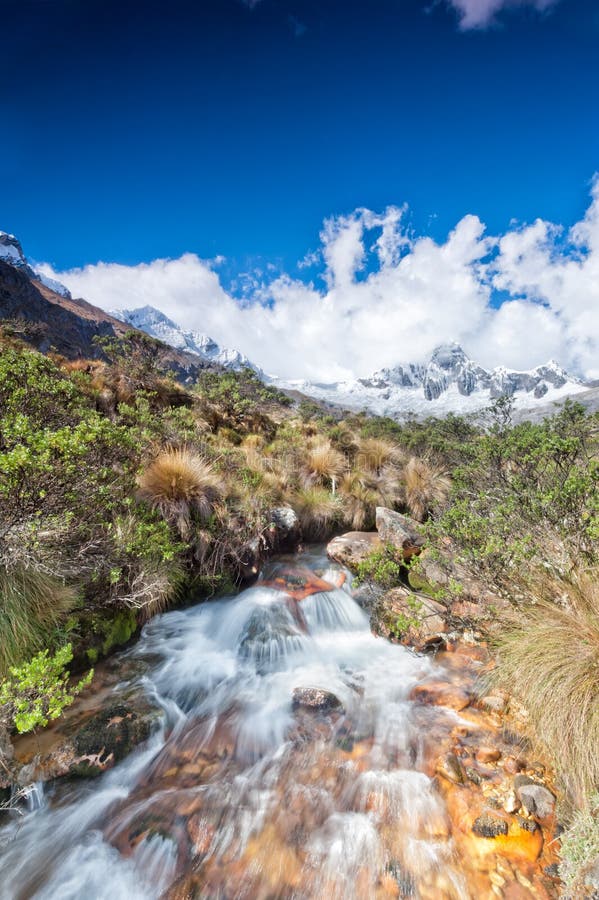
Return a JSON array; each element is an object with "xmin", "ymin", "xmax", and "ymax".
[{"xmin": 0, "ymin": 548, "xmax": 490, "ymax": 899}]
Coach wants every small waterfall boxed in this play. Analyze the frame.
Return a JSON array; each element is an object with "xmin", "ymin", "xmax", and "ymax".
[{"xmin": 0, "ymin": 549, "xmax": 469, "ymax": 899}]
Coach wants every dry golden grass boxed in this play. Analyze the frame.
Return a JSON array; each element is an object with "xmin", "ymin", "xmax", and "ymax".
[
  {"xmin": 339, "ymin": 474, "xmax": 380, "ymax": 530},
  {"xmin": 303, "ymin": 440, "xmax": 346, "ymax": 491},
  {"xmin": 402, "ymin": 456, "xmax": 451, "ymax": 521},
  {"xmin": 494, "ymin": 570, "xmax": 599, "ymax": 806},
  {"xmin": 0, "ymin": 566, "xmax": 78, "ymax": 677},
  {"xmin": 293, "ymin": 487, "xmax": 342, "ymax": 539},
  {"xmin": 357, "ymin": 438, "xmax": 401, "ymax": 475},
  {"xmin": 137, "ymin": 448, "xmax": 224, "ymax": 537}
]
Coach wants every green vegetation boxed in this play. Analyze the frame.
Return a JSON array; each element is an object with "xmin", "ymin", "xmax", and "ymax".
[
  {"xmin": 3, "ymin": 323, "xmax": 599, "ymax": 890},
  {"xmin": 559, "ymin": 793, "xmax": 599, "ymax": 893},
  {"xmin": 0, "ymin": 644, "xmax": 92, "ymax": 734},
  {"xmin": 354, "ymin": 543, "xmax": 404, "ymax": 589}
]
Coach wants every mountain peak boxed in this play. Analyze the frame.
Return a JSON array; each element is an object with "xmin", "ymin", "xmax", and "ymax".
[
  {"xmin": 0, "ymin": 230, "xmax": 71, "ymax": 298},
  {"xmin": 114, "ymin": 305, "xmax": 262, "ymax": 374}
]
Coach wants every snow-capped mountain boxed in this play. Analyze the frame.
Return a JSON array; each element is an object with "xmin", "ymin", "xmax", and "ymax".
[
  {"xmin": 279, "ymin": 343, "xmax": 587, "ymax": 418},
  {"xmin": 0, "ymin": 231, "xmax": 71, "ymax": 298},
  {"xmin": 111, "ymin": 305, "xmax": 262, "ymax": 374}
]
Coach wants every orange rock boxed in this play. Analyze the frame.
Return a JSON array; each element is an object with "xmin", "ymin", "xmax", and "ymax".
[
  {"xmin": 477, "ymin": 747, "xmax": 502, "ymax": 764},
  {"xmin": 411, "ymin": 680, "xmax": 471, "ymax": 711},
  {"xmin": 187, "ymin": 815, "xmax": 214, "ymax": 856}
]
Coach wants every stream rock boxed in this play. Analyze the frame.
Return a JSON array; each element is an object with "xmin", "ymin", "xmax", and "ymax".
[
  {"xmin": 16, "ymin": 697, "xmax": 162, "ymax": 784},
  {"xmin": 375, "ymin": 507, "xmax": 425, "ymax": 560},
  {"xmin": 472, "ymin": 812, "xmax": 509, "ymax": 838},
  {"xmin": 292, "ymin": 687, "xmax": 343, "ymax": 712},
  {"xmin": 371, "ymin": 586, "xmax": 447, "ymax": 649},
  {"xmin": 326, "ymin": 531, "xmax": 381, "ymax": 572},
  {"xmin": 516, "ymin": 781, "xmax": 556, "ymax": 819}
]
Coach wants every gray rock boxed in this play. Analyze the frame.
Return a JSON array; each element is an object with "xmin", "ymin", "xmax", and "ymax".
[
  {"xmin": 269, "ymin": 506, "xmax": 301, "ymax": 551},
  {"xmin": 375, "ymin": 507, "xmax": 425, "ymax": 560},
  {"xmin": 292, "ymin": 687, "xmax": 343, "ymax": 712},
  {"xmin": 516, "ymin": 782, "xmax": 556, "ymax": 819},
  {"xmin": 326, "ymin": 531, "xmax": 381, "ymax": 572}
]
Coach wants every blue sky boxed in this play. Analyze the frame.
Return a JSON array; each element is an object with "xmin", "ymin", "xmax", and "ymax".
[
  {"xmin": 3, "ymin": 0, "xmax": 599, "ymax": 380},
  {"xmin": 2, "ymin": 0, "xmax": 598, "ymax": 271}
]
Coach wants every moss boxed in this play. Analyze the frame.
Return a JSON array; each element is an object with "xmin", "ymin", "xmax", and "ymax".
[
  {"xmin": 85, "ymin": 647, "xmax": 99, "ymax": 664},
  {"xmin": 98, "ymin": 609, "xmax": 138, "ymax": 656}
]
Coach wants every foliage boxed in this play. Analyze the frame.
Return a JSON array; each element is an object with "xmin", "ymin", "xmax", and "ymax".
[
  {"xmin": 559, "ymin": 793, "xmax": 599, "ymax": 893},
  {"xmin": 354, "ymin": 544, "xmax": 404, "ymax": 590},
  {"xmin": 391, "ymin": 594, "xmax": 424, "ymax": 640},
  {"xmin": 0, "ymin": 644, "xmax": 92, "ymax": 734}
]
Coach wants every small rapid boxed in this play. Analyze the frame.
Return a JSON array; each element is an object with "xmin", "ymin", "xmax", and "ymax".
[{"xmin": 0, "ymin": 548, "xmax": 469, "ymax": 899}]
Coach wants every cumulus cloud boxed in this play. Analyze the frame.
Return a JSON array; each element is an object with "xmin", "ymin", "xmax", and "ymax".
[
  {"xmin": 446, "ymin": 0, "xmax": 560, "ymax": 29},
  {"xmin": 39, "ymin": 179, "xmax": 599, "ymax": 383}
]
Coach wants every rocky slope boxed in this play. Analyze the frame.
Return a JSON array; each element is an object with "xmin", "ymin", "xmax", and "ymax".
[
  {"xmin": 0, "ymin": 231, "xmax": 71, "ymax": 298},
  {"xmin": 111, "ymin": 305, "xmax": 262, "ymax": 373}
]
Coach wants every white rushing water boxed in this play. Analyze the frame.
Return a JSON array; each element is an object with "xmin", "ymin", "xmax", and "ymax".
[{"xmin": 0, "ymin": 549, "xmax": 466, "ymax": 899}]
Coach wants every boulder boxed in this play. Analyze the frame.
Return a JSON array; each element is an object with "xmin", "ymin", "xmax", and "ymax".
[
  {"xmin": 375, "ymin": 508, "xmax": 425, "ymax": 560},
  {"xmin": 269, "ymin": 507, "xmax": 301, "ymax": 552},
  {"xmin": 326, "ymin": 531, "xmax": 381, "ymax": 572},
  {"xmin": 407, "ymin": 539, "xmax": 507, "ymax": 621},
  {"xmin": 16, "ymin": 697, "xmax": 162, "ymax": 784},
  {"xmin": 292, "ymin": 687, "xmax": 343, "ymax": 712}
]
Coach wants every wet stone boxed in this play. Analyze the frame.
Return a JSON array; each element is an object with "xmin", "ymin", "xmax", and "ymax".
[
  {"xmin": 472, "ymin": 812, "xmax": 509, "ymax": 838},
  {"xmin": 292, "ymin": 687, "xmax": 343, "ymax": 713},
  {"xmin": 517, "ymin": 783, "xmax": 556, "ymax": 819},
  {"xmin": 435, "ymin": 752, "xmax": 466, "ymax": 785}
]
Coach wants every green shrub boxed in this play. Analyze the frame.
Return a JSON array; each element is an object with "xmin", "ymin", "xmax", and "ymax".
[
  {"xmin": 354, "ymin": 544, "xmax": 404, "ymax": 590},
  {"xmin": 0, "ymin": 644, "xmax": 92, "ymax": 734}
]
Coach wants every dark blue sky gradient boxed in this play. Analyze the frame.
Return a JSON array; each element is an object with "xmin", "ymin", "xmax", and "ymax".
[{"xmin": 1, "ymin": 0, "xmax": 598, "ymax": 273}]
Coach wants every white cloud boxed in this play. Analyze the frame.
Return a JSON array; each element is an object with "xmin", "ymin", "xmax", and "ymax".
[
  {"xmin": 446, "ymin": 0, "xmax": 559, "ymax": 30},
  {"xmin": 38, "ymin": 179, "xmax": 599, "ymax": 383}
]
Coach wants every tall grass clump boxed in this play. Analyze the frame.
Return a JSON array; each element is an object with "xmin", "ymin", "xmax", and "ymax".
[
  {"xmin": 0, "ymin": 567, "xmax": 78, "ymax": 677},
  {"xmin": 493, "ymin": 570, "xmax": 599, "ymax": 806},
  {"xmin": 137, "ymin": 448, "xmax": 224, "ymax": 538},
  {"xmin": 402, "ymin": 456, "xmax": 450, "ymax": 521},
  {"xmin": 303, "ymin": 440, "xmax": 346, "ymax": 493},
  {"xmin": 357, "ymin": 438, "xmax": 401, "ymax": 476},
  {"xmin": 294, "ymin": 487, "xmax": 342, "ymax": 539}
]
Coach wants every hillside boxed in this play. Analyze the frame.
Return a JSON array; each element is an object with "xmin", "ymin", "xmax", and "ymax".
[{"xmin": 0, "ymin": 259, "xmax": 214, "ymax": 381}]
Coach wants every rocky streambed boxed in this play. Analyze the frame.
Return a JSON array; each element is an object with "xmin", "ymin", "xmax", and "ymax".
[{"xmin": 0, "ymin": 542, "xmax": 561, "ymax": 899}]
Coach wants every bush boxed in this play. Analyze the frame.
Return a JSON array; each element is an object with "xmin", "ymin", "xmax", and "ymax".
[
  {"xmin": 354, "ymin": 544, "xmax": 404, "ymax": 590},
  {"xmin": 0, "ymin": 644, "xmax": 92, "ymax": 734}
]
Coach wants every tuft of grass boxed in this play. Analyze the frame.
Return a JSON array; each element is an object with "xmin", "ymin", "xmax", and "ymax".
[
  {"xmin": 559, "ymin": 793, "xmax": 599, "ymax": 894},
  {"xmin": 402, "ymin": 456, "xmax": 450, "ymax": 522},
  {"xmin": 493, "ymin": 570, "xmax": 599, "ymax": 806},
  {"xmin": 137, "ymin": 448, "xmax": 224, "ymax": 537},
  {"xmin": 357, "ymin": 438, "xmax": 401, "ymax": 476},
  {"xmin": 293, "ymin": 486, "xmax": 343, "ymax": 540},
  {"xmin": 0, "ymin": 567, "xmax": 78, "ymax": 677},
  {"xmin": 303, "ymin": 440, "xmax": 346, "ymax": 492}
]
